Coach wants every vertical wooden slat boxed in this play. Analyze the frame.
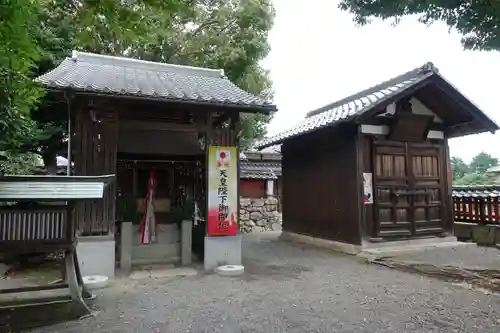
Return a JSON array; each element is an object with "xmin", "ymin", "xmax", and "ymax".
[
  {"xmin": 405, "ymin": 142, "xmax": 416, "ymax": 236},
  {"xmin": 84, "ymin": 104, "xmax": 93, "ymax": 234}
]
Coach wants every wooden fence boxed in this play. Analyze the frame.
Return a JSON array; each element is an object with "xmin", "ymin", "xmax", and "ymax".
[{"xmin": 453, "ymin": 185, "xmax": 500, "ymax": 224}]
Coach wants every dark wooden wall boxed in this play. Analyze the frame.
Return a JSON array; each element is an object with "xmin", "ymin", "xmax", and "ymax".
[
  {"xmin": 73, "ymin": 98, "xmax": 118, "ymax": 236},
  {"xmin": 282, "ymin": 125, "xmax": 362, "ymax": 245}
]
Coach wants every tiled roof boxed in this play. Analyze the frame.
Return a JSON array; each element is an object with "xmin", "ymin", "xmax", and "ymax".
[
  {"xmin": 452, "ymin": 185, "xmax": 500, "ymax": 198},
  {"xmin": 240, "ymin": 170, "xmax": 277, "ymax": 180},
  {"xmin": 240, "ymin": 160, "xmax": 281, "ymax": 180},
  {"xmin": 258, "ymin": 144, "xmax": 282, "ymax": 154},
  {"xmin": 257, "ymin": 62, "xmax": 441, "ymax": 148},
  {"xmin": 35, "ymin": 51, "xmax": 276, "ymax": 111}
]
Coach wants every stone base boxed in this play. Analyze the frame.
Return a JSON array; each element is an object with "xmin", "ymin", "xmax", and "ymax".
[
  {"xmin": 120, "ymin": 222, "xmax": 192, "ymax": 270},
  {"xmin": 454, "ymin": 222, "xmax": 500, "ymax": 246},
  {"xmin": 454, "ymin": 222, "xmax": 475, "ymax": 241},
  {"xmin": 132, "ymin": 243, "xmax": 181, "ymax": 266},
  {"xmin": 279, "ymin": 232, "xmax": 361, "ymax": 255},
  {"xmin": 359, "ymin": 235, "xmax": 462, "ymax": 258},
  {"xmin": 279, "ymin": 231, "xmax": 463, "ymax": 258},
  {"xmin": 76, "ymin": 235, "xmax": 116, "ymax": 279},
  {"xmin": 204, "ymin": 235, "xmax": 242, "ymax": 271}
]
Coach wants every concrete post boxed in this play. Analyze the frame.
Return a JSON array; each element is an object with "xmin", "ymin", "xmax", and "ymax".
[
  {"xmin": 120, "ymin": 222, "xmax": 133, "ymax": 271},
  {"xmin": 181, "ymin": 219, "xmax": 192, "ymax": 265},
  {"xmin": 265, "ymin": 179, "xmax": 274, "ymax": 198},
  {"xmin": 204, "ymin": 235, "xmax": 242, "ymax": 271}
]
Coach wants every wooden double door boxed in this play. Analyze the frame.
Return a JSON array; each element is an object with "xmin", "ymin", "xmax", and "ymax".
[{"xmin": 373, "ymin": 140, "xmax": 446, "ymax": 239}]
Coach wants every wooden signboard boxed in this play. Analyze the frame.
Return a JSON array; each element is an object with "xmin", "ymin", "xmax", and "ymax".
[{"xmin": 388, "ymin": 113, "xmax": 434, "ymax": 142}]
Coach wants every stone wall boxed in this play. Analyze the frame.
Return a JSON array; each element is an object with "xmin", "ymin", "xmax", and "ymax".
[{"xmin": 240, "ymin": 197, "xmax": 282, "ymax": 233}]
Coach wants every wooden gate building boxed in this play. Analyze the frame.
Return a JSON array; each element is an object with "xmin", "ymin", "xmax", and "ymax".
[{"xmin": 257, "ymin": 62, "xmax": 498, "ymax": 250}]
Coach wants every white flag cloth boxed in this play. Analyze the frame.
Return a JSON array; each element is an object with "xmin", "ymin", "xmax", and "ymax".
[{"xmin": 140, "ymin": 169, "xmax": 157, "ymax": 244}]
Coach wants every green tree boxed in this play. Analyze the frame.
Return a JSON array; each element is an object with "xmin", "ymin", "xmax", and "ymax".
[
  {"xmin": 469, "ymin": 152, "xmax": 498, "ymax": 174},
  {"xmin": 0, "ymin": 0, "xmax": 45, "ymax": 174},
  {"xmin": 451, "ymin": 152, "xmax": 499, "ymax": 185},
  {"xmin": 451, "ymin": 156, "xmax": 469, "ymax": 180},
  {"xmin": 338, "ymin": 0, "xmax": 500, "ymax": 51}
]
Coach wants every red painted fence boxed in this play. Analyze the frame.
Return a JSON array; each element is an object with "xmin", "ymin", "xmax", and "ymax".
[{"xmin": 453, "ymin": 185, "xmax": 500, "ymax": 224}]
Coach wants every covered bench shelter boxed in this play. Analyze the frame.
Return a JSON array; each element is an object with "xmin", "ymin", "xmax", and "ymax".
[
  {"xmin": 257, "ymin": 62, "xmax": 499, "ymax": 252},
  {"xmin": 35, "ymin": 51, "xmax": 276, "ymax": 274},
  {"xmin": 0, "ymin": 175, "xmax": 114, "ymax": 314}
]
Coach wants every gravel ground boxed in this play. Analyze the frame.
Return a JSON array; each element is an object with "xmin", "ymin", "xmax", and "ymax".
[{"xmin": 26, "ymin": 234, "xmax": 500, "ymax": 333}]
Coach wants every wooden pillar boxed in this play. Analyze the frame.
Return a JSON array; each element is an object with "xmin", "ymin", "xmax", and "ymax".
[
  {"xmin": 232, "ymin": 113, "xmax": 241, "ymax": 234},
  {"xmin": 65, "ymin": 91, "xmax": 75, "ymax": 176},
  {"xmin": 443, "ymin": 139, "xmax": 454, "ymax": 233},
  {"xmin": 205, "ymin": 112, "xmax": 213, "ymax": 237}
]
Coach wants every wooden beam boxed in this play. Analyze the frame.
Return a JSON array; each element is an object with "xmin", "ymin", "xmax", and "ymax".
[
  {"xmin": 119, "ymin": 120, "xmax": 206, "ymax": 132},
  {"xmin": 360, "ymin": 124, "xmax": 444, "ymax": 139}
]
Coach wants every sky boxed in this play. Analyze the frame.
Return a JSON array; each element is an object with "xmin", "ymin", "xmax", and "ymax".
[{"xmin": 261, "ymin": 0, "xmax": 500, "ymax": 163}]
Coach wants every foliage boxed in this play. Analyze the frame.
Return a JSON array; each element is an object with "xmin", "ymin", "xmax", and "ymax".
[
  {"xmin": 239, "ymin": 113, "xmax": 273, "ymax": 149},
  {"xmin": 454, "ymin": 172, "xmax": 498, "ymax": 186},
  {"xmin": 0, "ymin": 151, "xmax": 40, "ymax": 175},
  {"xmin": 0, "ymin": 0, "xmax": 45, "ymax": 173},
  {"xmin": 451, "ymin": 152, "xmax": 499, "ymax": 185},
  {"xmin": 469, "ymin": 152, "xmax": 498, "ymax": 174},
  {"xmin": 451, "ymin": 156, "xmax": 469, "ymax": 180},
  {"xmin": 338, "ymin": 0, "xmax": 500, "ymax": 51}
]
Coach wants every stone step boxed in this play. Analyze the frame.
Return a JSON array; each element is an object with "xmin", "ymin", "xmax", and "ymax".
[{"xmin": 131, "ymin": 242, "xmax": 181, "ymax": 266}]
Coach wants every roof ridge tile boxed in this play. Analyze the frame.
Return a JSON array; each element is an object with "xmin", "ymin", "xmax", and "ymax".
[
  {"xmin": 71, "ymin": 50, "xmax": 223, "ymax": 78},
  {"xmin": 306, "ymin": 62, "xmax": 437, "ymax": 118}
]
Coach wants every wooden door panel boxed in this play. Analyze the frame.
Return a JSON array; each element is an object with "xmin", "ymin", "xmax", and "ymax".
[
  {"xmin": 410, "ymin": 146, "xmax": 444, "ymax": 235},
  {"xmin": 375, "ymin": 154, "xmax": 407, "ymax": 177},
  {"xmin": 374, "ymin": 140, "xmax": 445, "ymax": 239},
  {"xmin": 412, "ymin": 154, "xmax": 439, "ymax": 178},
  {"xmin": 374, "ymin": 145, "xmax": 412, "ymax": 237}
]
